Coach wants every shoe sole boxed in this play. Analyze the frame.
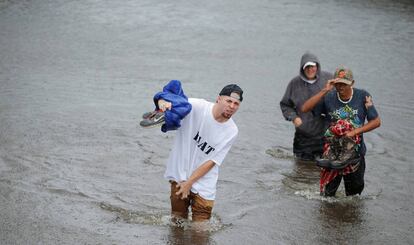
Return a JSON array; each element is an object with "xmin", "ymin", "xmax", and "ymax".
[
  {"xmin": 140, "ymin": 109, "xmax": 165, "ymax": 128},
  {"xmin": 140, "ymin": 117, "xmax": 165, "ymax": 128},
  {"xmin": 140, "ymin": 121, "xmax": 164, "ymax": 128},
  {"xmin": 316, "ymin": 156, "xmax": 360, "ymax": 169},
  {"xmin": 142, "ymin": 110, "xmax": 158, "ymax": 119},
  {"xmin": 316, "ymin": 158, "xmax": 332, "ymax": 168},
  {"xmin": 140, "ymin": 114, "xmax": 165, "ymax": 128}
]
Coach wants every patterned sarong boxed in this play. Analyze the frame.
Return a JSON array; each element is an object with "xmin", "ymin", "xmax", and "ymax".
[{"xmin": 320, "ymin": 119, "xmax": 361, "ymax": 193}]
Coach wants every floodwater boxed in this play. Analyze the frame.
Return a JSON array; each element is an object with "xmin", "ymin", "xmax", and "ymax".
[{"xmin": 1, "ymin": 0, "xmax": 413, "ymax": 244}]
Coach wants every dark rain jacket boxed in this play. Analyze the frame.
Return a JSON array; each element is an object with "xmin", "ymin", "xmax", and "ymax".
[
  {"xmin": 153, "ymin": 80, "xmax": 192, "ymax": 133},
  {"xmin": 279, "ymin": 53, "xmax": 333, "ymax": 154}
]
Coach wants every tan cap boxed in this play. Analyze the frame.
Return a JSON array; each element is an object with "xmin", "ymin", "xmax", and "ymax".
[{"xmin": 334, "ymin": 66, "xmax": 354, "ymax": 85}]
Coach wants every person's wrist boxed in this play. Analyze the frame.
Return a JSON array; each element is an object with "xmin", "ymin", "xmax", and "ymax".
[
  {"xmin": 350, "ymin": 130, "xmax": 355, "ymax": 137},
  {"xmin": 321, "ymin": 88, "xmax": 330, "ymax": 94}
]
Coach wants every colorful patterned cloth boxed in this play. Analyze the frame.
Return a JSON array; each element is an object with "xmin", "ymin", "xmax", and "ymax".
[
  {"xmin": 320, "ymin": 119, "xmax": 361, "ymax": 193},
  {"xmin": 314, "ymin": 88, "xmax": 379, "ymax": 195}
]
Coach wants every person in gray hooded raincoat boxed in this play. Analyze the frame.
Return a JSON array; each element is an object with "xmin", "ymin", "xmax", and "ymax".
[{"xmin": 280, "ymin": 52, "xmax": 333, "ymax": 161}]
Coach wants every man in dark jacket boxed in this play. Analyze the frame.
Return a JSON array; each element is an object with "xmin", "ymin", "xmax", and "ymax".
[{"xmin": 280, "ymin": 52, "xmax": 333, "ymax": 161}]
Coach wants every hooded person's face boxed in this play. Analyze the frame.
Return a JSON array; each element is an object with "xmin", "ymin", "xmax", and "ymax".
[{"xmin": 304, "ymin": 65, "xmax": 317, "ymax": 80}]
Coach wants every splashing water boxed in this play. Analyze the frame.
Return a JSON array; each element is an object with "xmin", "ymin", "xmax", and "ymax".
[
  {"xmin": 265, "ymin": 147, "xmax": 294, "ymax": 160},
  {"xmin": 98, "ymin": 202, "xmax": 227, "ymax": 232}
]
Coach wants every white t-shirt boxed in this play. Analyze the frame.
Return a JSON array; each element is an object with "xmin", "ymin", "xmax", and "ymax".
[{"xmin": 164, "ymin": 98, "xmax": 238, "ymax": 200}]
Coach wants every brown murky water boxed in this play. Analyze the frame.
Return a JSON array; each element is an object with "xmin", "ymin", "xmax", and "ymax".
[{"xmin": 1, "ymin": 0, "xmax": 413, "ymax": 244}]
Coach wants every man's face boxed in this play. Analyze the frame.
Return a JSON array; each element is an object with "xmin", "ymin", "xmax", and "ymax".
[
  {"xmin": 334, "ymin": 82, "xmax": 352, "ymax": 96},
  {"xmin": 217, "ymin": 95, "xmax": 240, "ymax": 119},
  {"xmin": 304, "ymin": 65, "xmax": 318, "ymax": 80}
]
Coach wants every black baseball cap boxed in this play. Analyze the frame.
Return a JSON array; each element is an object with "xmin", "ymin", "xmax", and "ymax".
[{"xmin": 219, "ymin": 84, "xmax": 243, "ymax": 102}]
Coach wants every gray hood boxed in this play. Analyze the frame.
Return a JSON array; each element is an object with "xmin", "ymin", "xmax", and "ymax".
[{"xmin": 299, "ymin": 52, "xmax": 321, "ymax": 81}]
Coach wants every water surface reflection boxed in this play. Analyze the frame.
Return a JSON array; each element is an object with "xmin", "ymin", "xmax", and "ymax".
[
  {"xmin": 317, "ymin": 199, "xmax": 365, "ymax": 244},
  {"xmin": 166, "ymin": 223, "xmax": 215, "ymax": 245}
]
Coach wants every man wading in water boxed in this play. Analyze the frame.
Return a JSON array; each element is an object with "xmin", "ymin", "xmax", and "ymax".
[
  {"xmin": 302, "ymin": 66, "xmax": 380, "ymax": 196},
  {"xmin": 280, "ymin": 52, "xmax": 333, "ymax": 162},
  {"xmin": 160, "ymin": 84, "xmax": 243, "ymax": 222}
]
